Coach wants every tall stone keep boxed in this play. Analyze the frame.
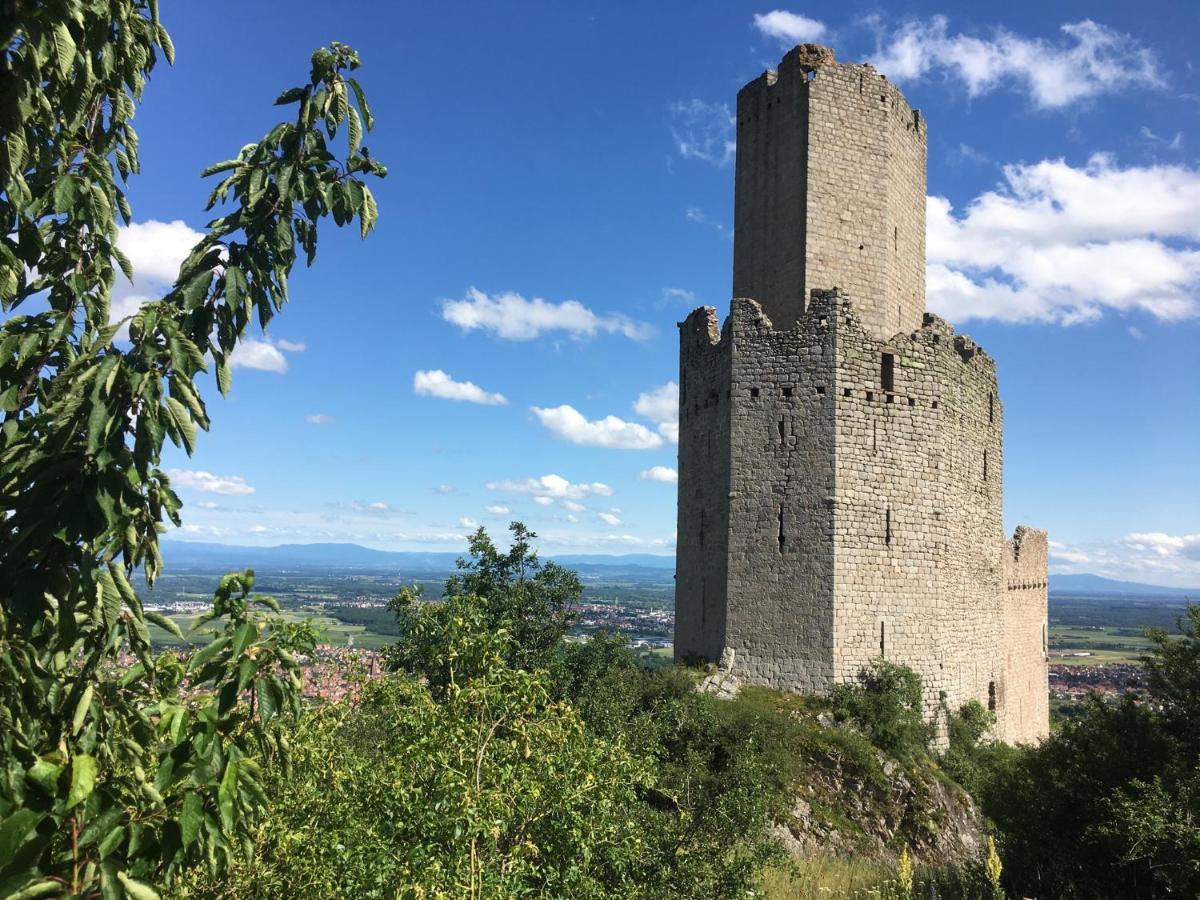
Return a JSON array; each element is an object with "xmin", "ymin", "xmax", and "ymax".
[{"xmin": 674, "ymin": 45, "xmax": 1049, "ymax": 744}]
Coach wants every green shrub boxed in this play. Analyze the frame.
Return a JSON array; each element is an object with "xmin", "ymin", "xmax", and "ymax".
[{"xmin": 830, "ymin": 660, "xmax": 932, "ymax": 760}]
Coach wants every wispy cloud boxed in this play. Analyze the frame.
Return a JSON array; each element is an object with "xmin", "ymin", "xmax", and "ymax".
[
  {"xmin": 661, "ymin": 287, "xmax": 697, "ymax": 306},
  {"xmin": 413, "ymin": 369, "xmax": 508, "ymax": 405},
  {"xmin": 306, "ymin": 413, "xmax": 334, "ymax": 425},
  {"xmin": 442, "ymin": 287, "xmax": 651, "ymax": 341},
  {"xmin": 866, "ymin": 16, "xmax": 1162, "ymax": 109},
  {"xmin": 669, "ymin": 99, "xmax": 735, "ymax": 167},
  {"xmin": 167, "ymin": 468, "xmax": 255, "ymax": 496},
  {"xmin": 485, "ymin": 474, "xmax": 614, "ymax": 501},
  {"xmin": 927, "ymin": 155, "xmax": 1200, "ymax": 324},
  {"xmin": 597, "ymin": 512, "xmax": 622, "ymax": 526}
]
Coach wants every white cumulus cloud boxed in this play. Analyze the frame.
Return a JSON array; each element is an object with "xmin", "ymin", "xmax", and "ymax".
[
  {"xmin": 867, "ymin": 17, "xmax": 1162, "ymax": 109},
  {"xmin": 442, "ymin": 287, "xmax": 651, "ymax": 341},
  {"xmin": 598, "ymin": 512, "xmax": 622, "ymax": 526},
  {"xmin": 459, "ymin": 517, "xmax": 479, "ymax": 529},
  {"xmin": 167, "ymin": 468, "xmax": 255, "ymax": 496},
  {"xmin": 532, "ymin": 405, "xmax": 663, "ymax": 450},
  {"xmin": 640, "ymin": 466, "xmax": 678, "ymax": 484},
  {"xmin": 633, "ymin": 381, "xmax": 679, "ymax": 445},
  {"xmin": 752, "ymin": 10, "xmax": 827, "ymax": 43},
  {"xmin": 229, "ymin": 338, "xmax": 301, "ymax": 373},
  {"xmin": 413, "ymin": 369, "xmax": 508, "ymax": 406},
  {"xmin": 927, "ymin": 155, "xmax": 1200, "ymax": 325},
  {"xmin": 484, "ymin": 504, "xmax": 510, "ymax": 516},
  {"xmin": 485, "ymin": 474, "xmax": 613, "ymax": 500}
]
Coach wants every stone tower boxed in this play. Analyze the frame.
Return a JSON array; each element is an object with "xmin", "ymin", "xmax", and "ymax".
[{"xmin": 674, "ymin": 45, "xmax": 1049, "ymax": 744}]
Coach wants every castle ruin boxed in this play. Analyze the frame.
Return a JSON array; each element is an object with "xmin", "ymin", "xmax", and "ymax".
[{"xmin": 674, "ymin": 44, "xmax": 1049, "ymax": 744}]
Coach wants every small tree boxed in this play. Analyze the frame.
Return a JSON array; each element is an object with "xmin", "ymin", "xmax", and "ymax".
[
  {"xmin": 386, "ymin": 523, "xmax": 581, "ymax": 689},
  {"xmin": 0, "ymin": 4, "xmax": 383, "ymax": 895}
]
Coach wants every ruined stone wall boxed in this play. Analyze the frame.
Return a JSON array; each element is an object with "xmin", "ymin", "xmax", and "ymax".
[
  {"xmin": 732, "ymin": 46, "xmax": 926, "ymax": 339},
  {"xmin": 998, "ymin": 527, "xmax": 1050, "ymax": 743},
  {"xmin": 828, "ymin": 293, "xmax": 1006, "ymax": 728},
  {"xmin": 721, "ymin": 298, "xmax": 837, "ymax": 690},
  {"xmin": 674, "ymin": 307, "xmax": 733, "ymax": 663}
]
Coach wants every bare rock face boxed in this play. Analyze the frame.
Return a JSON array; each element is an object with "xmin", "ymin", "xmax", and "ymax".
[
  {"xmin": 697, "ymin": 646, "xmax": 740, "ymax": 699},
  {"xmin": 769, "ymin": 746, "xmax": 986, "ymax": 866}
]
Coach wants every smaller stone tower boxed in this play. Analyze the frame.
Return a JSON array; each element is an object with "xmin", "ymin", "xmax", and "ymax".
[{"xmin": 733, "ymin": 44, "xmax": 926, "ymax": 338}]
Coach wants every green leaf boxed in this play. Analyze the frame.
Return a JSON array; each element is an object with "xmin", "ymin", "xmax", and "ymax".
[
  {"xmin": 256, "ymin": 676, "xmax": 280, "ymax": 726},
  {"xmin": 6, "ymin": 882, "xmax": 62, "ymax": 900},
  {"xmin": 218, "ymin": 760, "xmax": 239, "ymax": 832},
  {"xmin": 0, "ymin": 809, "xmax": 44, "ymax": 864},
  {"xmin": 360, "ymin": 184, "xmax": 378, "ymax": 239},
  {"xmin": 347, "ymin": 106, "xmax": 362, "ymax": 152},
  {"xmin": 180, "ymin": 792, "xmax": 203, "ymax": 847},
  {"xmin": 145, "ymin": 610, "xmax": 184, "ymax": 640},
  {"xmin": 67, "ymin": 754, "xmax": 97, "ymax": 808},
  {"xmin": 53, "ymin": 173, "xmax": 76, "ymax": 212},
  {"xmin": 98, "ymin": 824, "xmax": 125, "ymax": 859},
  {"xmin": 348, "ymin": 77, "xmax": 374, "ymax": 130},
  {"xmin": 157, "ymin": 23, "xmax": 175, "ymax": 66},
  {"xmin": 52, "ymin": 22, "xmax": 75, "ymax": 77},
  {"xmin": 72, "ymin": 683, "xmax": 94, "ymax": 735},
  {"xmin": 26, "ymin": 758, "xmax": 63, "ymax": 795},
  {"xmin": 116, "ymin": 871, "xmax": 161, "ymax": 900},
  {"xmin": 231, "ymin": 621, "xmax": 257, "ymax": 658},
  {"xmin": 216, "ymin": 356, "xmax": 232, "ymax": 395}
]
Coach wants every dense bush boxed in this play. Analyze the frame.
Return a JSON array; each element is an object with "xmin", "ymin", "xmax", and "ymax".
[
  {"xmin": 829, "ymin": 659, "xmax": 932, "ymax": 760},
  {"xmin": 183, "ymin": 600, "xmax": 654, "ymax": 898},
  {"xmin": 972, "ymin": 605, "xmax": 1200, "ymax": 899}
]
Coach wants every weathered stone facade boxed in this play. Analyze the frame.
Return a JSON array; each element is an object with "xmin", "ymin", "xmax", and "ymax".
[{"xmin": 675, "ymin": 45, "xmax": 1049, "ymax": 745}]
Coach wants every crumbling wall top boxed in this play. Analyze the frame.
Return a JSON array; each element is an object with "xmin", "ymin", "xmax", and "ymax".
[{"xmin": 780, "ymin": 43, "xmax": 836, "ymax": 74}]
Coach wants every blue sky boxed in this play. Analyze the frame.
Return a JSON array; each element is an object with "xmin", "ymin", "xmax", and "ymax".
[{"xmin": 118, "ymin": 2, "xmax": 1199, "ymax": 585}]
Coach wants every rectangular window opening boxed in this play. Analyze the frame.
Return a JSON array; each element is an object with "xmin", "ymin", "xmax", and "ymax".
[
  {"xmin": 885, "ymin": 506, "xmax": 892, "ymax": 545},
  {"xmin": 816, "ymin": 385, "xmax": 826, "ymax": 395},
  {"xmin": 782, "ymin": 386, "xmax": 793, "ymax": 398},
  {"xmin": 778, "ymin": 418, "xmax": 786, "ymax": 446},
  {"xmin": 907, "ymin": 396, "xmax": 915, "ymax": 406},
  {"xmin": 983, "ymin": 449, "xmax": 989, "ymax": 481},
  {"xmin": 881, "ymin": 353, "xmax": 895, "ymax": 392},
  {"xmin": 843, "ymin": 388, "xmax": 852, "ymax": 397},
  {"xmin": 989, "ymin": 392, "xmax": 994, "ymax": 423},
  {"xmin": 866, "ymin": 391, "xmax": 874, "ymax": 402},
  {"xmin": 988, "ymin": 681, "xmax": 997, "ymax": 712},
  {"xmin": 880, "ymin": 621, "xmax": 886, "ymax": 657},
  {"xmin": 750, "ymin": 387, "xmax": 760, "ymax": 398},
  {"xmin": 777, "ymin": 507, "xmax": 786, "ymax": 553}
]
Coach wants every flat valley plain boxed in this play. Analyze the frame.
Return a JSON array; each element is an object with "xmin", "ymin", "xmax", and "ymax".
[{"xmin": 138, "ymin": 561, "xmax": 1192, "ymax": 667}]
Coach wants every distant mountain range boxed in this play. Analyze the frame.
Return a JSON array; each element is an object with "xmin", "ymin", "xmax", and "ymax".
[
  {"xmin": 160, "ymin": 541, "xmax": 675, "ymax": 572},
  {"xmin": 1049, "ymin": 573, "xmax": 1197, "ymax": 598},
  {"xmin": 161, "ymin": 542, "xmax": 1196, "ymax": 596}
]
